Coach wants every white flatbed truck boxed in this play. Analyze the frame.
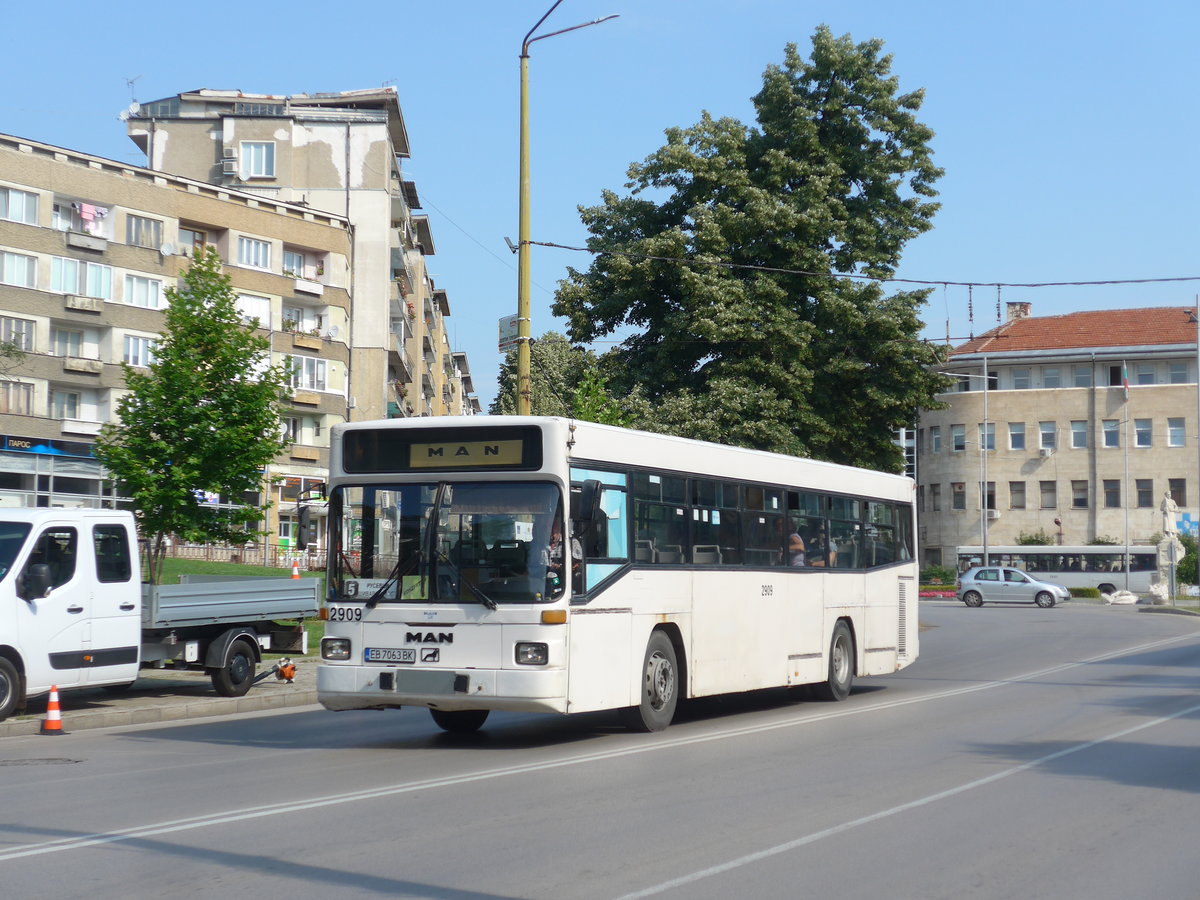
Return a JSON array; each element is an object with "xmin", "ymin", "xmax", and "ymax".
[{"xmin": 0, "ymin": 508, "xmax": 320, "ymax": 720}]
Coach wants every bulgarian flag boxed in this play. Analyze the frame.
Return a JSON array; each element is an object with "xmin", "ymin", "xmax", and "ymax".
[{"xmin": 1122, "ymin": 360, "xmax": 1129, "ymax": 401}]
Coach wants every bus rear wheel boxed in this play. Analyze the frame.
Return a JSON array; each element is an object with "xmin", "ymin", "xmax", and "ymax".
[
  {"xmin": 430, "ymin": 708, "xmax": 489, "ymax": 733},
  {"xmin": 621, "ymin": 631, "xmax": 679, "ymax": 732},
  {"xmin": 811, "ymin": 621, "xmax": 854, "ymax": 702}
]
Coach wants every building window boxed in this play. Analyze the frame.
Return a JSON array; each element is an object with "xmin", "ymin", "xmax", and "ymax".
[
  {"xmin": 289, "ymin": 355, "xmax": 326, "ymax": 391},
  {"xmin": 51, "ymin": 328, "xmax": 83, "ymax": 357},
  {"xmin": 1168, "ymin": 418, "xmax": 1185, "ymax": 447},
  {"xmin": 930, "ymin": 426, "xmax": 941, "ymax": 453},
  {"xmin": 124, "ymin": 275, "xmax": 163, "ymax": 309},
  {"xmin": 50, "ymin": 390, "xmax": 80, "ymax": 420},
  {"xmin": 1072, "ymin": 365, "xmax": 1092, "ymax": 388},
  {"xmin": 1011, "ymin": 368, "xmax": 1030, "ymax": 390},
  {"xmin": 0, "ymin": 187, "xmax": 38, "ymax": 224},
  {"xmin": 1039, "ymin": 421, "xmax": 1057, "ymax": 450},
  {"xmin": 979, "ymin": 422, "xmax": 995, "ymax": 451},
  {"xmin": 1009, "ymin": 481, "xmax": 1026, "ymax": 510},
  {"xmin": 1135, "ymin": 363, "xmax": 1155, "ymax": 385},
  {"xmin": 0, "ymin": 316, "xmax": 35, "ymax": 351},
  {"xmin": 930, "ymin": 483, "xmax": 941, "ymax": 511},
  {"xmin": 0, "ymin": 381, "xmax": 34, "ymax": 414},
  {"xmin": 952, "ymin": 424, "xmax": 966, "ymax": 452},
  {"xmin": 236, "ymin": 294, "xmax": 271, "ymax": 327},
  {"xmin": 981, "ymin": 481, "xmax": 995, "ymax": 511},
  {"xmin": 1103, "ymin": 419, "xmax": 1120, "ymax": 448},
  {"xmin": 123, "ymin": 335, "xmax": 157, "ymax": 367},
  {"xmin": 1103, "ymin": 480, "xmax": 1120, "ymax": 508},
  {"xmin": 1070, "ymin": 421, "xmax": 1088, "ymax": 449},
  {"xmin": 1040, "ymin": 481, "xmax": 1057, "ymax": 509},
  {"xmin": 1071, "ymin": 480, "xmax": 1089, "ymax": 509},
  {"xmin": 1009, "ymin": 422, "xmax": 1025, "ymax": 451},
  {"xmin": 1136, "ymin": 479, "xmax": 1153, "ymax": 508},
  {"xmin": 126, "ymin": 214, "xmax": 163, "ymax": 249},
  {"xmin": 53, "ymin": 200, "xmax": 110, "ymax": 237},
  {"xmin": 179, "ymin": 226, "xmax": 208, "ymax": 257},
  {"xmin": 1, "ymin": 251, "xmax": 36, "ymax": 288},
  {"xmin": 237, "ymin": 236, "xmax": 271, "ymax": 270},
  {"xmin": 240, "ymin": 142, "xmax": 276, "ymax": 179},
  {"xmin": 1168, "ymin": 362, "xmax": 1187, "ymax": 384},
  {"xmin": 1169, "ymin": 478, "xmax": 1187, "ymax": 508},
  {"xmin": 1134, "ymin": 419, "xmax": 1152, "ymax": 448},
  {"xmin": 951, "ymin": 483, "xmax": 966, "ymax": 510},
  {"xmin": 283, "ymin": 249, "xmax": 306, "ymax": 278},
  {"xmin": 1042, "ymin": 367, "xmax": 1061, "ymax": 388}
]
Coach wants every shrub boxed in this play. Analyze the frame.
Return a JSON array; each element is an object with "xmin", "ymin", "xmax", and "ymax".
[
  {"xmin": 1070, "ymin": 587, "xmax": 1101, "ymax": 599},
  {"xmin": 920, "ymin": 564, "xmax": 957, "ymax": 585}
]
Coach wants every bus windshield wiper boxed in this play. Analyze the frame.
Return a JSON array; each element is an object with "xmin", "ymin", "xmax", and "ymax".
[
  {"xmin": 365, "ymin": 540, "xmax": 420, "ymax": 609},
  {"xmin": 437, "ymin": 549, "xmax": 497, "ymax": 610}
]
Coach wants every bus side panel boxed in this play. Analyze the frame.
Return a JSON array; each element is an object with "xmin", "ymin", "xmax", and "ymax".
[
  {"xmin": 861, "ymin": 570, "xmax": 902, "ymax": 676},
  {"xmin": 566, "ymin": 608, "xmax": 633, "ymax": 713},
  {"xmin": 785, "ymin": 574, "xmax": 828, "ymax": 687},
  {"xmin": 690, "ymin": 571, "xmax": 791, "ymax": 697}
]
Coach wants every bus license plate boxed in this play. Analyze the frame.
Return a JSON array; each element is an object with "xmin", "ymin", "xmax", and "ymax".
[{"xmin": 365, "ymin": 647, "xmax": 416, "ymax": 664}]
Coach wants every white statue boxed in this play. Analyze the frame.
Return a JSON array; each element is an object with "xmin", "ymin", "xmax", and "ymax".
[{"xmin": 1161, "ymin": 492, "xmax": 1179, "ymax": 535}]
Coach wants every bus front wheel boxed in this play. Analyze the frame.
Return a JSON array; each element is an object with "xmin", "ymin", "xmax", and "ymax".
[
  {"xmin": 430, "ymin": 708, "xmax": 489, "ymax": 733},
  {"xmin": 622, "ymin": 631, "xmax": 679, "ymax": 733},
  {"xmin": 811, "ymin": 621, "xmax": 854, "ymax": 702}
]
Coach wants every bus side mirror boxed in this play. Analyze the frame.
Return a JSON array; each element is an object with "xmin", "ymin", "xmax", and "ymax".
[{"xmin": 573, "ymin": 480, "xmax": 603, "ymax": 538}]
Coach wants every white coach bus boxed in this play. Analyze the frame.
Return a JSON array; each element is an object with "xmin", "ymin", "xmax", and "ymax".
[
  {"xmin": 316, "ymin": 417, "xmax": 919, "ymax": 733},
  {"xmin": 956, "ymin": 545, "xmax": 1159, "ymax": 595}
]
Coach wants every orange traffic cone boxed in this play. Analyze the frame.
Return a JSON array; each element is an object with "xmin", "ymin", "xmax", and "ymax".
[
  {"xmin": 40, "ymin": 685, "xmax": 67, "ymax": 735},
  {"xmin": 291, "ymin": 560, "xmax": 301, "ymax": 579}
]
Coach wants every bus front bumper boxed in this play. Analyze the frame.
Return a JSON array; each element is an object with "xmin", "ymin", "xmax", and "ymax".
[{"xmin": 316, "ymin": 663, "xmax": 568, "ymax": 714}]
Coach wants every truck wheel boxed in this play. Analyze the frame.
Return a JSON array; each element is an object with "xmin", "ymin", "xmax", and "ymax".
[
  {"xmin": 211, "ymin": 639, "xmax": 256, "ymax": 697},
  {"xmin": 621, "ymin": 630, "xmax": 679, "ymax": 732},
  {"xmin": 811, "ymin": 621, "xmax": 854, "ymax": 702},
  {"xmin": 430, "ymin": 708, "xmax": 489, "ymax": 733},
  {"xmin": 0, "ymin": 658, "xmax": 21, "ymax": 721}
]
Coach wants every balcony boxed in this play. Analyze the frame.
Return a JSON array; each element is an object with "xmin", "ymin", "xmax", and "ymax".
[
  {"xmin": 60, "ymin": 418, "xmax": 103, "ymax": 437},
  {"xmin": 64, "ymin": 294, "xmax": 103, "ymax": 314},
  {"xmin": 61, "ymin": 356, "xmax": 103, "ymax": 375},
  {"xmin": 289, "ymin": 445, "xmax": 320, "ymax": 462}
]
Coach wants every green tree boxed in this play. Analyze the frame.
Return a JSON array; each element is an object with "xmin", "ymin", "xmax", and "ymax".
[
  {"xmin": 94, "ymin": 247, "xmax": 292, "ymax": 583},
  {"xmin": 492, "ymin": 331, "xmax": 600, "ymax": 416},
  {"xmin": 553, "ymin": 27, "xmax": 948, "ymax": 471},
  {"xmin": 1016, "ymin": 530, "xmax": 1055, "ymax": 546}
]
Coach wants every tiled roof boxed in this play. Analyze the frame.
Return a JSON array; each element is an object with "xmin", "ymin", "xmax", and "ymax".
[{"xmin": 951, "ymin": 307, "xmax": 1197, "ymax": 356}]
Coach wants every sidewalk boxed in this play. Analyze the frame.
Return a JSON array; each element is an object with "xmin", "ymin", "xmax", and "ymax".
[{"xmin": 0, "ymin": 654, "xmax": 320, "ymax": 738}]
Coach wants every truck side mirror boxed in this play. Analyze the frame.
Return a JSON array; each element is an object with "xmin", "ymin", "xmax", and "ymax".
[
  {"xmin": 297, "ymin": 505, "xmax": 312, "ymax": 547},
  {"xmin": 20, "ymin": 563, "xmax": 53, "ymax": 601}
]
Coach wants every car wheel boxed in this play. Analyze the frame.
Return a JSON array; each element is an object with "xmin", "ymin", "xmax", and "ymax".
[
  {"xmin": 0, "ymin": 657, "xmax": 21, "ymax": 721},
  {"xmin": 962, "ymin": 591, "xmax": 984, "ymax": 608},
  {"xmin": 1035, "ymin": 591, "xmax": 1056, "ymax": 608}
]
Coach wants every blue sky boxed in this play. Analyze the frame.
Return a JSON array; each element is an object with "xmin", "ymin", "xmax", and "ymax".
[{"xmin": 7, "ymin": 1, "xmax": 1198, "ymax": 409}]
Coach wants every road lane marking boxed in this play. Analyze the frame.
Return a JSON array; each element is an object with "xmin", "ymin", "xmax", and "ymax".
[
  {"xmin": 0, "ymin": 630, "xmax": 1194, "ymax": 863},
  {"xmin": 614, "ymin": 696, "xmax": 1200, "ymax": 899}
]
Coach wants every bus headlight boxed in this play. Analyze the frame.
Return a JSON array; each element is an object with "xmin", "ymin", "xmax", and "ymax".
[
  {"xmin": 322, "ymin": 638, "xmax": 352, "ymax": 661},
  {"xmin": 515, "ymin": 642, "xmax": 548, "ymax": 666}
]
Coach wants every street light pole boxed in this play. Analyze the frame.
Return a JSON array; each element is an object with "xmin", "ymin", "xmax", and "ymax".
[{"xmin": 516, "ymin": 3, "xmax": 618, "ymax": 415}]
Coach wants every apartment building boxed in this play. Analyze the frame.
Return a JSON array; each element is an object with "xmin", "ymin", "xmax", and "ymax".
[
  {"xmin": 124, "ymin": 87, "xmax": 480, "ymax": 421},
  {"xmin": 917, "ymin": 302, "xmax": 1198, "ymax": 567},
  {"xmin": 0, "ymin": 133, "xmax": 351, "ymax": 544}
]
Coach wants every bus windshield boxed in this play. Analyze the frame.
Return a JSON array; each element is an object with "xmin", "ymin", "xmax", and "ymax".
[{"xmin": 329, "ymin": 481, "xmax": 565, "ymax": 606}]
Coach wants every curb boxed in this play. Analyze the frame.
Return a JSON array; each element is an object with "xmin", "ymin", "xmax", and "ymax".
[{"xmin": 0, "ymin": 659, "xmax": 320, "ymax": 739}]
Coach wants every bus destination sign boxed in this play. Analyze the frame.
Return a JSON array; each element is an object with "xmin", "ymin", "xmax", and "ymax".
[{"xmin": 410, "ymin": 440, "xmax": 524, "ymax": 468}]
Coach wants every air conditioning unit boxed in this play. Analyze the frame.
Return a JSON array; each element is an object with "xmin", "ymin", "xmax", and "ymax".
[
  {"xmin": 1039, "ymin": 447, "xmax": 1055, "ymax": 458},
  {"xmin": 986, "ymin": 509, "xmax": 1001, "ymax": 520},
  {"xmin": 222, "ymin": 147, "xmax": 238, "ymax": 159},
  {"xmin": 221, "ymin": 159, "xmax": 239, "ymax": 175}
]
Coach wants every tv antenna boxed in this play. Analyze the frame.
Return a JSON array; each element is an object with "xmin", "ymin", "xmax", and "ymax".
[{"xmin": 125, "ymin": 75, "xmax": 142, "ymax": 102}]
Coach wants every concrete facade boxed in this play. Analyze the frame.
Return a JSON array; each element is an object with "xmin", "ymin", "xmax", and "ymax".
[
  {"xmin": 917, "ymin": 303, "xmax": 1199, "ymax": 567},
  {"xmin": 0, "ymin": 132, "xmax": 351, "ymax": 545}
]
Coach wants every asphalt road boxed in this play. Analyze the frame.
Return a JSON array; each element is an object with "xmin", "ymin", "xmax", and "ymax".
[{"xmin": 2, "ymin": 601, "xmax": 1199, "ymax": 900}]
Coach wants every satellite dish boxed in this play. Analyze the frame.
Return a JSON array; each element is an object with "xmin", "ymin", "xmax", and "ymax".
[
  {"xmin": 159, "ymin": 242, "xmax": 175, "ymax": 257},
  {"xmin": 129, "ymin": 101, "xmax": 141, "ymax": 115},
  {"xmin": 328, "ymin": 326, "xmax": 339, "ymax": 339}
]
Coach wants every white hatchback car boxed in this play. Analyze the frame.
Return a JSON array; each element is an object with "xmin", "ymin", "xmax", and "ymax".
[{"xmin": 956, "ymin": 566, "xmax": 1071, "ymax": 608}]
